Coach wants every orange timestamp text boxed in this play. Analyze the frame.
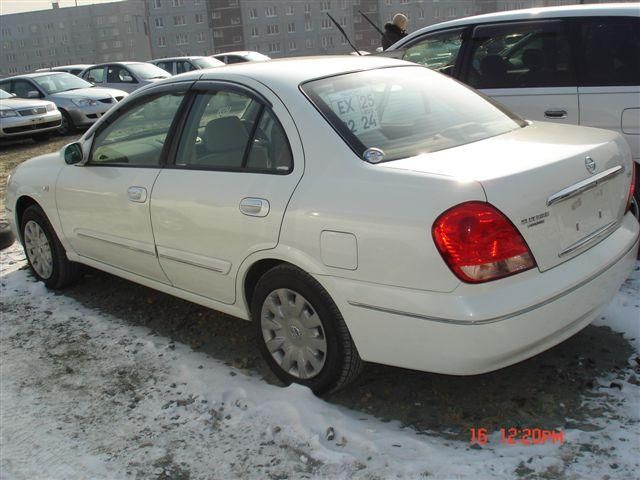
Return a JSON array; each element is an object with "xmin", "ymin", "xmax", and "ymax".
[{"xmin": 470, "ymin": 428, "xmax": 564, "ymax": 446}]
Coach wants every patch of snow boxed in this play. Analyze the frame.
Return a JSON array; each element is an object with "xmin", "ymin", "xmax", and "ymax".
[{"xmin": 1, "ymin": 244, "xmax": 639, "ymax": 479}]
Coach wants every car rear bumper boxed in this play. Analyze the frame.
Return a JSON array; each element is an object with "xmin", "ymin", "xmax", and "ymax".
[
  {"xmin": 0, "ymin": 111, "xmax": 62, "ymax": 138},
  {"xmin": 321, "ymin": 213, "xmax": 639, "ymax": 374}
]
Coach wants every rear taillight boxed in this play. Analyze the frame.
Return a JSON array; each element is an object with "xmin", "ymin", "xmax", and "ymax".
[
  {"xmin": 625, "ymin": 161, "xmax": 636, "ymax": 214},
  {"xmin": 432, "ymin": 201, "xmax": 536, "ymax": 283}
]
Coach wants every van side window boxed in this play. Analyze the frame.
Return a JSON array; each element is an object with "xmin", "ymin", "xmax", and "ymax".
[
  {"xmin": 579, "ymin": 18, "xmax": 640, "ymax": 87},
  {"xmin": 464, "ymin": 21, "xmax": 575, "ymax": 89}
]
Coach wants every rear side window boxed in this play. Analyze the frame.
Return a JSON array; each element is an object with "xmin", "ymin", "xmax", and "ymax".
[
  {"xmin": 464, "ymin": 20, "xmax": 575, "ymax": 89},
  {"xmin": 175, "ymin": 91, "xmax": 292, "ymax": 173},
  {"xmin": 579, "ymin": 17, "xmax": 640, "ymax": 87},
  {"xmin": 302, "ymin": 66, "xmax": 524, "ymax": 162}
]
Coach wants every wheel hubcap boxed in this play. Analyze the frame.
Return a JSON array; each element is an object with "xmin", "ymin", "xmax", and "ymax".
[
  {"xmin": 260, "ymin": 288, "xmax": 327, "ymax": 379},
  {"xmin": 24, "ymin": 220, "xmax": 53, "ymax": 279}
]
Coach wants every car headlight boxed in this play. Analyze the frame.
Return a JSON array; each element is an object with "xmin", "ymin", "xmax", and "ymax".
[
  {"xmin": 71, "ymin": 98, "xmax": 99, "ymax": 107},
  {"xmin": 0, "ymin": 109, "xmax": 18, "ymax": 118},
  {"xmin": 45, "ymin": 103, "xmax": 57, "ymax": 112}
]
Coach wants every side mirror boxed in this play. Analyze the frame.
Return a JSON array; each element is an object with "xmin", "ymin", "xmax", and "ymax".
[
  {"xmin": 63, "ymin": 142, "xmax": 84, "ymax": 165},
  {"xmin": 122, "ymin": 75, "xmax": 134, "ymax": 83},
  {"xmin": 27, "ymin": 90, "xmax": 41, "ymax": 98},
  {"xmin": 87, "ymin": 77, "xmax": 96, "ymax": 84},
  {"xmin": 10, "ymin": 93, "xmax": 16, "ymax": 97}
]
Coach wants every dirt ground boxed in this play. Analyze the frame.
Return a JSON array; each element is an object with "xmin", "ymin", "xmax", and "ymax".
[{"xmin": 1, "ymin": 138, "xmax": 639, "ymax": 477}]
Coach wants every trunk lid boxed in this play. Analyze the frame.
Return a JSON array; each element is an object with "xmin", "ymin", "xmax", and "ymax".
[{"xmin": 381, "ymin": 122, "xmax": 632, "ymax": 271}]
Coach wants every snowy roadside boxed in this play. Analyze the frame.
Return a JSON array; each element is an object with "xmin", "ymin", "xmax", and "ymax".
[{"xmin": 1, "ymin": 243, "xmax": 639, "ymax": 480}]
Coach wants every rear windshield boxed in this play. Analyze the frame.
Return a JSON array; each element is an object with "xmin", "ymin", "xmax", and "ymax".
[{"xmin": 301, "ymin": 66, "xmax": 525, "ymax": 162}]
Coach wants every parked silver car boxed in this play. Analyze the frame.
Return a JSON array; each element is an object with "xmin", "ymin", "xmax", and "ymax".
[
  {"xmin": 80, "ymin": 62, "xmax": 171, "ymax": 93},
  {"xmin": 0, "ymin": 89, "xmax": 61, "ymax": 141},
  {"xmin": 148, "ymin": 56, "xmax": 224, "ymax": 75},
  {"xmin": 0, "ymin": 72, "xmax": 128, "ymax": 135}
]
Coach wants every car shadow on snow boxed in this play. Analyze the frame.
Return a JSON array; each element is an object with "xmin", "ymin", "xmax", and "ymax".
[{"xmin": 57, "ymin": 266, "xmax": 634, "ymax": 441}]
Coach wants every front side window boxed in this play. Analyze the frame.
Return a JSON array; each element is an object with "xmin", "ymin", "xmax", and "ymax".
[
  {"xmin": 85, "ymin": 67, "xmax": 105, "ymax": 83},
  {"xmin": 176, "ymin": 61, "xmax": 195, "ymax": 74},
  {"xmin": 464, "ymin": 20, "xmax": 575, "ymax": 89},
  {"xmin": 402, "ymin": 28, "xmax": 464, "ymax": 75},
  {"xmin": 175, "ymin": 90, "xmax": 292, "ymax": 173},
  {"xmin": 90, "ymin": 92, "xmax": 185, "ymax": 166},
  {"xmin": 302, "ymin": 66, "xmax": 524, "ymax": 162},
  {"xmin": 579, "ymin": 17, "xmax": 639, "ymax": 87}
]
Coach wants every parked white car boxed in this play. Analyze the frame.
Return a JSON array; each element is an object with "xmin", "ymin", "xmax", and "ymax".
[
  {"xmin": 0, "ymin": 89, "xmax": 61, "ymax": 141},
  {"xmin": 211, "ymin": 51, "xmax": 271, "ymax": 64},
  {"xmin": 80, "ymin": 62, "xmax": 171, "ymax": 93},
  {"xmin": 148, "ymin": 56, "xmax": 224, "ymax": 75},
  {"xmin": 5, "ymin": 57, "xmax": 638, "ymax": 394},
  {"xmin": 384, "ymin": 3, "xmax": 640, "ymax": 218}
]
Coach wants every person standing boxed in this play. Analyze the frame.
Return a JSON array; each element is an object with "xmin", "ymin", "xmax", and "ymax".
[{"xmin": 381, "ymin": 13, "xmax": 408, "ymax": 50}]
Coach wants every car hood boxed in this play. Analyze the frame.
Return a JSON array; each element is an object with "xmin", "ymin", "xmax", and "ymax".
[
  {"xmin": 50, "ymin": 87, "xmax": 128, "ymax": 100},
  {"xmin": 0, "ymin": 98, "xmax": 54, "ymax": 110}
]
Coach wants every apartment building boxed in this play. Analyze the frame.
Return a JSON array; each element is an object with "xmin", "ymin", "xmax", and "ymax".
[{"xmin": 0, "ymin": 1, "xmax": 150, "ymax": 77}]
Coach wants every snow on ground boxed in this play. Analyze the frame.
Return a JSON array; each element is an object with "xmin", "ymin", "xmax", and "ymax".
[{"xmin": 1, "ymin": 242, "xmax": 639, "ymax": 480}]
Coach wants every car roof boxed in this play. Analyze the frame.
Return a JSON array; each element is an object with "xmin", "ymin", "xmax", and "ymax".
[
  {"xmin": 0, "ymin": 71, "xmax": 71, "ymax": 81},
  {"xmin": 150, "ymin": 56, "xmax": 206, "ymax": 62},
  {"xmin": 197, "ymin": 55, "xmax": 411, "ymax": 87},
  {"xmin": 52, "ymin": 64, "xmax": 91, "ymax": 70},
  {"xmin": 84, "ymin": 62, "xmax": 147, "ymax": 68},
  {"xmin": 393, "ymin": 3, "xmax": 639, "ymax": 47}
]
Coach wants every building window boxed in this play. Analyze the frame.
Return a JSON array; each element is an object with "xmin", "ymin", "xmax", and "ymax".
[
  {"xmin": 230, "ymin": 17, "xmax": 241, "ymax": 25},
  {"xmin": 286, "ymin": 5, "xmax": 295, "ymax": 15},
  {"xmin": 113, "ymin": 40, "xmax": 122, "ymax": 48},
  {"xmin": 267, "ymin": 24, "xmax": 279, "ymax": 35},
  {"xmin": 385, "ymin": 0, "xmax": 392, "ymax": 5},
  {"xmin": 320, "ymin": 1, "xmax": 330, "ymax": 12},
  {"xmin": 341, "ymin": 0, "xmax": 347, "ymax": 9},
  {"xmin": 251, "ymin": 26, "xmax": 259, "ymax": 37},
  {"xmin": 447, "ymin": 7, "xmax": 456, "ymax": 17},
  {"xmin": 265, "ymin": 6, "xmax": 277, "ymax": 17},
  {"xmin": 418, "ymin": 9, "xmax": 424, "ymax": 19},
  {"xmin": 172, "ymin": 0, "xmax": 184, "ymax": 6},
  {"xmin": 154, "ymin": 0, "xmax": 161, "ymax": 9},
  {"xmin": 18, "ymin": 39, "xmax": 25, "ymax": 48},
  {"xmin": 304, "ymin": 4, "xmax": 311, "ymax": 14},
  {"xmin": 213, "ymin": 30, "xmax": 223, "ymax": 38},
  {"xmin": 212, "ymin": 11, "xmax": 221, "ymax": 19},
  {"xmin": 249, "ymin": 7, "xmax": 258, "ymax": 19},
  {"xmin": 176, "ymin": 33, "xmax": 189, "ymax": 45},
  {"xmin": 434, "ymin": 7, "xmax": 440, "ymax": 18},
  {"xmin": 305, "ymin": 20, "xmax": 312, "ymax": 31},
  {"xmin": 233, "ymin": 35, "xmax": 242, "ymax": 43},
  {"xmin": 289, "ymin": 40, "xmax": 296, "ymax": 50},
  {"xmin": 174, "ymin": 15, "xmax": 187, "ymax": 26},
  {"xmin": 155, "ymin": 17, "xmax": 164, "ymax": 28},
  {"xmin": 340, "ymin": 17, "xmax": 347, "ymax": 27},
  {"xmin": 195, "ymin": 13, "xmax": 204, "ymax": 24},
  {"xmin": 287, "ymin": 22, "xmax": 295, "ymax": 33},
  {"xmin": 321, "ymin": 17, "xmax": 332, "ymax": 30},
  {"xmin": 268, "ymin": 42, "xmax": 280, "ymax": 53},
  {"xmin": 305, "ymin": 38, "xmax": 313, "ymax": 49},
  {"xmin": 197, "ymin": 31, "xmax": 206, "ymax": 43}
]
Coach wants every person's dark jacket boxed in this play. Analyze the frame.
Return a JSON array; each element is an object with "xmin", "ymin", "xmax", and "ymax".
[{"xmin": 381, "ymin": 23, "xmax": 407, "ymax": 50}]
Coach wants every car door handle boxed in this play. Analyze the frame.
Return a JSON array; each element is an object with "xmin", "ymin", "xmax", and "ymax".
[
  {"xmin": 127, "ymin": 186, "xmax": 147, "ymax": 203},
  {"xmin": 239, "ymin": 197, "xmax": 270, "ymax": 217},
  {"xmin": 544, "ymin": 109, "xmax": 567, "ymax": 119}
]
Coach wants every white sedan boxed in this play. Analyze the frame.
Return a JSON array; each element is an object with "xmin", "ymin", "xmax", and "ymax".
[{"xmin": 5, "ymin": 56, "xmax": 638, "ymax": 394}]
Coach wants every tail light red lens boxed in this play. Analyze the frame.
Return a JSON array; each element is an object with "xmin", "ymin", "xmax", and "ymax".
[
  {"xmin": 625, "ymin": 161, "xmax": 635, "ymax": 214},
  {"xmin": 432, "ymin": 201, "xmax": 536, "ymax": 283}
]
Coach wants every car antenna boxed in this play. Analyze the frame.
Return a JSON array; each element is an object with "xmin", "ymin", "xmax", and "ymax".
[
  {"xmin": 358, "ymin": 10, "xmax": 384, "ymax": 37},
  {"xmin": 326, "ymin": 13, "xmax": 361, "ymax": 55}
]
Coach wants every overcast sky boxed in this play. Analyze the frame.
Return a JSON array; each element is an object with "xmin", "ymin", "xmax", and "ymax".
[{"xmin": 0, "ymin": 0, "xmax": 125, "ymax": 15}]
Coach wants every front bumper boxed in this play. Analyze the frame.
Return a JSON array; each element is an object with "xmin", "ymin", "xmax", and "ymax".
[
  {"xmin": 0, "ymin": 110, "xmax": 62, "ymax": 138},
  {"xmin": 66, "ymin": 102, "xmax": 116, "ymax": 127},
  {"xmin": 321, "ymin": 213, "xmax": 639, "ymax": 375}
]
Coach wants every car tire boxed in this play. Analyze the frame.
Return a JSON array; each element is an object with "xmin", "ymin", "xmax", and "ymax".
[
  {"xmin": 32, "ymin": 133, "xmax": 50, "ymax": 143},
  {"xmin": 58, "ymin": 110, "xmax": 76, "ymax": 135},
  {"xmin": 21, "ymin": 205, "xmax": 81, "ymax": 289},
  {"xmin": 0, "ymin": 219, "xmax": 15, "ymax": 251},
  {"xmin": 252, "ymin": 264, "xmax": 363, "ymax": 395}
]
